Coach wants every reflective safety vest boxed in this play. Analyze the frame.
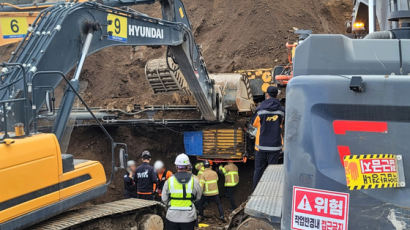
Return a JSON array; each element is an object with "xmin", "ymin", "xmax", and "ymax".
[
  {"xmin": 253, "ymin": 109, "xmax": 284, "ymax": 151},
  {"xmin": 219, "ymin": 163, "xmax": 239, "ymax": 187},
  {"xmin": 252, "ymin": 98, "xmax": 284, "ymax": 152},
  {"xmin": 195, "ymin": 162, "xmax": 204, "ymax": 178},
  {"xmin": 200, "ymin": 168, "xmax": 219, "ymax": 196},
  {"xmin": 197, "ymin": 168, "xmax": 204, "ymax": 178},
  {"xmin": 168, "ymin": 176, "xmax": 194, "ymax": 210}
]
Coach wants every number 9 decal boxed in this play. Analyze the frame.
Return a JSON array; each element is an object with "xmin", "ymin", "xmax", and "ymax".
[
  {"xmin": 107, "ymin": 14, "xmax": 127, "ymax": 42},
  {"xmin": 114, "ymin": 18, "xmax": 120, "ymax": 34}
]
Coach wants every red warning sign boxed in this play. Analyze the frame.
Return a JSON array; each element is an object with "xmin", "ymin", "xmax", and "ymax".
[{"xmin": 292, "ymin": 186, "xmax": 349, "ymax": 230}]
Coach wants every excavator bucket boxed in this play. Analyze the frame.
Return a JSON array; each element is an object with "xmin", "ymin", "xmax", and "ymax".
[
  {"xmin": 145, "ymin": 59, "xmax": 255, "ymax": 113},
  {"xmin": 144, "ymin": 58, "xmax": 190, "ymax": 94},
  {"xmin": 209, "ymin": 73, "xmax": 254, "ymax": 113}
]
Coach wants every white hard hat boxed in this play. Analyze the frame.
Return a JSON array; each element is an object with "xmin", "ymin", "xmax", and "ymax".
[
  {"xmin": 154, "ymin": 160, "xmax": 165, "ymax": 171},
  {"xmin": 127, "ymin": 160, "xmax": 136, "ymax": 167},
  {"xmin": 174, "ymin": 153, "xmax": 190, "ymax": 166}
]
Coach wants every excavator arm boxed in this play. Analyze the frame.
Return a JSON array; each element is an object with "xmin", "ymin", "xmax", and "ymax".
[{"xmin": 1, "ymin": 0, "xmax": 219, "ymax": 142}]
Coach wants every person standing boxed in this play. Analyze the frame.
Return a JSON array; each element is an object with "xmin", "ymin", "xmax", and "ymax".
[
  {"xmin": 198, "ymin": 160, "xmax": 224, "ymax": 222},
  {"xmin": 124, "ymin": 160, "xmax": 138, "ymax": 198},
  {"xmin": 134, "ymin": 150, "xmax": 157, "ymax": 200},
  {"xmin": 154, "ymin": 160, "xmax": 173, "ymax": 201},
  {"xmin": 219, "ymin": 162, "xmax": 239, "ymax": 210},
  {"xmin": 162, "ymin": 153, "xmax": 202, "ymax": 230},
  {"xmin": 252, "ymin": 86, "xmax": 284, "ymax": 190}
]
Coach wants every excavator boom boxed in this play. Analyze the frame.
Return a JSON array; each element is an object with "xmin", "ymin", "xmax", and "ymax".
[{"xmin": 1, "ymin": 0, "xmax": 220, "ymax": 142}]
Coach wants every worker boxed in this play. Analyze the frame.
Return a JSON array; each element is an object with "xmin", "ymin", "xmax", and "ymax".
[
  {"xmin": 134, "ymin": 150, "xmax": 157, "ymax": 200},
  {"xmin": 123, "ymin": 160, "xmax": 138, "ymax": 198},
  {"xmin": 252, "ymin": 86, "xmax": 284, "ymax": 190},
  {"xmin": 194, "ymin": 162, "xmax": 204, "ymax": 178},
  {"xmin": 162, "ymin": 153, "xmax": 202, "ymax": 230},
  {"xmin": 198, "ymin": 160, "xmax": 224, "ymax": 222},
  {"xmin": 154, "ymin": 160, "xmax": 173, "ymax": 201},
  {"xmin": 219, "ymin": 162, "xmax": 239, "ymax": 210}
]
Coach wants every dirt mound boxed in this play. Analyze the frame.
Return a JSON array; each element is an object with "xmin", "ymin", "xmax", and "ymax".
[{"xmin": 187, "ymin": 0, "xmax": 351, "ymax": 71}]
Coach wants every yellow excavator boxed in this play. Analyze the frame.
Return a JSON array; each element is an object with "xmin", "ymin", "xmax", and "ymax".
[
  {"xmin": 0, "ymin": 0, "xmax": 252, "ymax": 229},
  {"xmin": 0, "ymin": 1, "xmax": 59, "ymax": 46}
]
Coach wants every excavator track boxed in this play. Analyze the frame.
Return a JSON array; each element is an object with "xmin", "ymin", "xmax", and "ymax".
[
  {"xmin": 145, "ymin": 58, "xmax": 190, "ymax": 94},
  {"xmin": 32, "ymin": 199, "xmax": 165, "ymax": 230}
]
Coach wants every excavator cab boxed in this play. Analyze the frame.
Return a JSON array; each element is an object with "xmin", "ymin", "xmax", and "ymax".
[
  {"xmin": 0, "ymin": 65, "xmax": 127, "ymax": 230},
  {"xmin": 272, "ymin": 29, "xmax": 311, "ymax": 87}
]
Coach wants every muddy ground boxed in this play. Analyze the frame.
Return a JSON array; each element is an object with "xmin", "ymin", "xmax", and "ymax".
[{"xmin": 0, "ymin": 0, "xmax": 352, "ymax": 228}]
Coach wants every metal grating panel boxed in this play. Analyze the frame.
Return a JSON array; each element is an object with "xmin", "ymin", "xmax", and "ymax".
[
  {"xmin": 202, "ymin": 129, "xmax": 244, "ymax": 159},
  {"xmin": 145, "ymin": 58, "xmax": 188, "ymax": 94},
  {"xmin": 33, "ymin": 199, "xmax": 161, "ymax": 229},
  {"xmin": 245, "ymin": 164, "xmax": 284, "ymax": 223}
]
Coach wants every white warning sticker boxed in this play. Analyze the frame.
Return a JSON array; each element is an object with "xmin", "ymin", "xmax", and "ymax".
[
  {"xmin": 297, "ymin": 195, "xmax": 312, "ymax": 211},
  {"xmin": 292, "ymin": 186, "xmax": 349, "ymax": 230}
]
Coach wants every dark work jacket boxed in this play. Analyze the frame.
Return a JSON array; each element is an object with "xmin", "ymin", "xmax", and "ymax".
[
  {"xmin": 123, "ymin": 173, "xmax": 137, "ymax": 198},
  {"xmin": 252, "ymin": 97, "xmax": 284, "ymax": 152},
  {"xmin": 134, "ymin": 162, "xmax": 158, "ymax": 194}
]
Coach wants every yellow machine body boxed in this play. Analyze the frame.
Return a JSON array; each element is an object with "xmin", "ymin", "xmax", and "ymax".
[
  {"xmin": 0, "ymin": 133, "xmax": 106, "ymax": 228},
  {"xmin": 235, "ymin": 68, "xmax": 275, "ymax": 93},
  {"xmin": 0, "ymin": 1, "xmax": 91, "ymax": 47},
  {"xmin": 0, "ymin": 12, "xmax": 38, "ymax": 46}
]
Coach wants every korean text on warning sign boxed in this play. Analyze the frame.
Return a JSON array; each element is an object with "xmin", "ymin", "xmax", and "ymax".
[
  {"xmin": 292, "ymin": 186, "xmax": 349, "ymax": 230},
  {"xmin": 344, "ymin": 154, "xmax": 401, "ymax": 190}
]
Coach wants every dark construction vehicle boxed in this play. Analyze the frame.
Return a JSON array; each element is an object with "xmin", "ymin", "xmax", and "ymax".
[{"xmin": 229, "ymin": 0, "xmax": 410, "ymax": 229}]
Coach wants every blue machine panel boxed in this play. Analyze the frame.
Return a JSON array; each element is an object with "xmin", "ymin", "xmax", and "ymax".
[{"xmin": 183, "ymin": 131, "xmax": 203, "ymax": 156}]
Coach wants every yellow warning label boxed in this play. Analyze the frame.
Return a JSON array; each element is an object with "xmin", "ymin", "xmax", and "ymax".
[
  {"xmin": 0, "ymin": 17, "xmax": 28, "ymax": 39},
  {"xmin": 344, "ymin": 154, "xmax": 400, "ymax": 190},
  {"xmin": 107, "ymin": 14, "xmax": 127, "ymax": 42}
]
